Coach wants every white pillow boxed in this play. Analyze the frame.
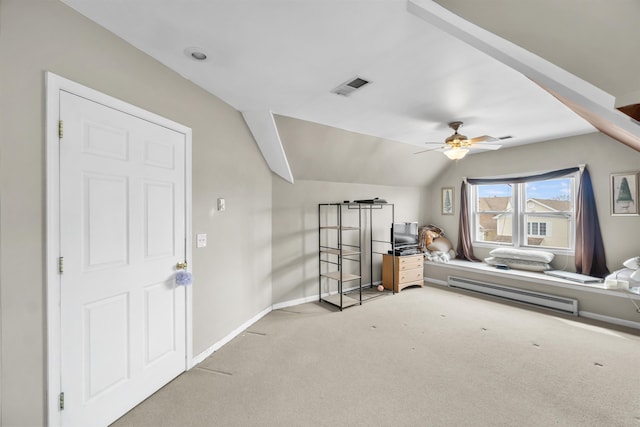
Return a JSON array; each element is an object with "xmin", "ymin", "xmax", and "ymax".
[
  {"xmin": 485, "ymin": 257, "xmax": 551, "ymax": 272},
  {"xmin": 623, "ymin": 256, "xmax": 639, "ymax": 270},
  {"xmin": 489, "ymin": 248, "xmax": 554, "ymax": 263}
]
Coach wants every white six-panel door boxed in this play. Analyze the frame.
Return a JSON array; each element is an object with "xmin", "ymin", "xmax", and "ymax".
[{"xmin": 58, "ymin": 90, "xmax": 188, "ymax": 426}]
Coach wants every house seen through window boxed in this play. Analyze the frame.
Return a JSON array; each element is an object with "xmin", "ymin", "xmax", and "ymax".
[{"xmin": 470, "ymin": 175, "xmax": 576, "ymax": 251}]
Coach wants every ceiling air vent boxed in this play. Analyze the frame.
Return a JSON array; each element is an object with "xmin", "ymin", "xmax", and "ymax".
[{"xmin": 332, "ymin": 77, "xmax": 370, "ymax": 97}]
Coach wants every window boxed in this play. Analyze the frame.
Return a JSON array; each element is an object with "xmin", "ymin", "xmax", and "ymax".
[
  {"xmin": 474, "ymin": 184, "xmax": 513, "ymax": 244},
  {"xmin": 527, "ymin": 221, "xmax": 550, "ymax": 237},
  {"xmin": 470, "ymin": 175, "xmax": 576, "ymax": 251}
]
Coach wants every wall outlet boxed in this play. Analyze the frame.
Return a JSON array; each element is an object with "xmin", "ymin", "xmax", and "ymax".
[
  {"xmin": 217, "ymin": 198, "xmax": 226, "ymax": 211},
  {"xmin": 196, "ymin": 234, "xmax": 207, "ymax": 248}
]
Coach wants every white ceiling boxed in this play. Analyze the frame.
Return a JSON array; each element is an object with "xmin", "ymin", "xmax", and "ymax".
[
  {"xmin": 434, "ymin": 0, "xmax": 640, "ymax": 106},
  {"xmin": 60, "ymin": 0, "xmax": 597, "ymax": 163}
]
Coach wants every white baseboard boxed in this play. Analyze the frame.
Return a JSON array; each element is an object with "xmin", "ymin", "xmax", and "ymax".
[
  {"xmin": 579, "ymin": 311, "xmax": 640, "ymax": 330},
  {"xmin": 424, "ymin": 277, "xmax": 447, "ymax": 287},
  {"xmin": 272, "ymin": 294, "xmax": 318, "ymax": 310},
  {"xmin": 273, "ymin": 281, "xmax": 383, "ymax": 311},
  {"xmin": 428, "ymin": 276, "xmax": 640, "ymax": 330},
  {"xmin": 193, "ymin": 282, "xmax": 388, "ymax": 366},
  {"xmin": 191, "ymin": 305, "xmax": 272, "ymax": 367}
]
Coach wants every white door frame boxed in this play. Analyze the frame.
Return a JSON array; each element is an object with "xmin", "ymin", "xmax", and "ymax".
[{"xmin": 45, "ymin": 72, "xmax": 193, "ymax": 426}]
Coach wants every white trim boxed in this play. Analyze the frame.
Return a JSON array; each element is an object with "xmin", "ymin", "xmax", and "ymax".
[
  {"xmin": 184, "ymin": 130, "xmax": 194, "ymax": 369},
  {"xmin": 191, "ymin": 306, "xmax": 272, "ymax": 366},
  {"xmin": 45, "ymin": 72, "xmax": 193, "ymax": 426},
  {"xmin": 424, "ymin": 277, "xmax": 448, "ymax": 287},
  {"xmin": 579, "ymin": 311, "xmax": 640, "ymax": 330},
  {"xmin": 242, "ymin": 110, "xmax": 294, "ymax": 184},
  {"xmin": 273, "ymin": 280, "xmax": 383, "ymax": 311},
  {"xmin": 45, "ymin": 72, "xmax": 63, "ymax": 427},
  {"xmin": 425, "ymin": 277, "xmax": 640, "ymax": 330},
  {"xmin": 272, "ymin": 295, "xmax": 318, "ymax": 311},
  {"xmin": 425, "ymin": 260, "xmax": 640, "ymax": 300},
  {"xmin": 425, "ymin": 261, "xmax": 640, "ymax": 330}
]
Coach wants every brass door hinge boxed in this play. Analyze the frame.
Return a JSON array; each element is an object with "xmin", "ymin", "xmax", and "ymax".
[
  {"xmin": 59, "ymin": 120, "xmax": 64, "ymax": 139},
  {"xmin": 59, "ymin": 392, "xmax": 64, "ymax": 410},
  {"xmin": 59, "ymin": 256, "xmax": 64, "ymax": 274}
]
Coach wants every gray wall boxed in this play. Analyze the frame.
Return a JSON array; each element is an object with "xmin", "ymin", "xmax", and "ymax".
[
  {"xmin": 0, "ymin": 1, "xmax": 272, "ymax": 425},
  {"xmin": 271, "ymin": 179, "xmax": 427, "ymax": 304},
  {"xmin": 427, "ymin": 132, "xmax": 640, "ymax": 270},
  {"xmin": 275, "ymin": 115, "xmax": 451, "ymax": 187},
  {"xmin": 2, "ymin": 1, "xmax": 640, "ymax": 425}
]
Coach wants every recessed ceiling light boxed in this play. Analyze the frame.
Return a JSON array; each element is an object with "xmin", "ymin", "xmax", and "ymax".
[{"xmin": 184, "ymin": 47, "xmax": 208, "ymax": 62}]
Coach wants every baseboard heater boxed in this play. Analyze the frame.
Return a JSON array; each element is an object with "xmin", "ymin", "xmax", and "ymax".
[{"xmin": 448, "ymin": 276, "xmax": 578, "ymax": 316}]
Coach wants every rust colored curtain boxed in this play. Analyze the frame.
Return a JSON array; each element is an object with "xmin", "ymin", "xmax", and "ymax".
[
  {"xmin": 575, "ymin": 167, "xmax": 609, "ymax": 277},
  {"xmin": 456, "ymin": 181, "xmax": 480, "ymax": 262}
]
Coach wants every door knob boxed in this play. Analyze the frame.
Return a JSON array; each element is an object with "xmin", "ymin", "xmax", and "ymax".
[{"xmin": 176, "ymin": 261, "xmax": 188, "ymax": 270}]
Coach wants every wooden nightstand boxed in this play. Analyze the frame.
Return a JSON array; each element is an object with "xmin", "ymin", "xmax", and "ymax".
[{"xmin": 382, "ymin": 253, "xmax": 424, "ymax": 293}]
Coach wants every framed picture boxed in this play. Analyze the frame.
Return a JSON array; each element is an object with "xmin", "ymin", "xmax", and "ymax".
[
  {"xmin": 610, "ymin": 172, "xmax": 639, "ymax": 216},
  {"xmin": 441, "ymin": 187, "xmax": 454, "ymax": 215}
]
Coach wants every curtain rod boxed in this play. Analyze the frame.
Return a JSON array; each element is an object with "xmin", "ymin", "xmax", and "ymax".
[{"xmin": 465, "ymin": 166, "xmax": 582, "ymax": 185}]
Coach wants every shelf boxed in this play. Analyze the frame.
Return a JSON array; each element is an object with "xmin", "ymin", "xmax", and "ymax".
[
  {"xmin": 320, "ymin": 248, "xmax": 360, "ymax": 256},
  {"xmin": 320, "ymin": 226, "xmax": 359, "ymax": 231},
  {"xmin": 321, "ymin": 271, "xmax": 361, "ymax": 281},
  {"xmin": 320, "ymin": 202, "xmax": 386, "ymax": 310},
  {"xmin": 321, "ymin": 293, "xmax": 360, "ymax": 309},
  {"xmin": 319, "ymin": 202, "xmax": 396, "ymax": 310}
]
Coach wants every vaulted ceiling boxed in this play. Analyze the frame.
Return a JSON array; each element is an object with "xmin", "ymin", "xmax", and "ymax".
[
  {"xmin": 61, "ymin": 0, "xmax": 640, "ymax": 184},
  {"xmin": 435, "ymin": 0, "xmax": 640, "ymax": 104}
]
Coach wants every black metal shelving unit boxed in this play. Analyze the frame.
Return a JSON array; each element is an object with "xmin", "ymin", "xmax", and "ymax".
[
  {"xmin": 318, "ymin": 202, "xmax": 395, "ymax": 310},
  {"xmin": 367, "ymin": 202, "xmax": 396, "ymax": 295},
  {"xmin": 318, "ymin": 203, "xmax": 362, "ymax": 310}
]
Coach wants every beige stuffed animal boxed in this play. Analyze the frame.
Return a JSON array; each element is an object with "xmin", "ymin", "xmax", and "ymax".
[{"xmin": 425, "ymin": 229, "xmax": 440, "ymax": 246}]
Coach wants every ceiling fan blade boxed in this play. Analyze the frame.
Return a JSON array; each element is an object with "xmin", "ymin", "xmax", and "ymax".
[
  {"xmin": 414, "ymin": 146, "xmax": 445, "ymax": 155},
  {"xmin": 471, "ymin": 143, "xmax": 502, "ymax": 150},
  {"xmin": 468, "ymin": 135, "xmax": 498, "ymax": 144}
]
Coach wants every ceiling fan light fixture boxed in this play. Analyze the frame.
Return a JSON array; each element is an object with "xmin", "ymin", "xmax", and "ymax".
[
  {"xmin": 443, "ymin": 147, "xmax": 469, "ymax": 160},
  {"xmin": 415, "ymin": 121, "xmax": 501, "ymax": 158}
]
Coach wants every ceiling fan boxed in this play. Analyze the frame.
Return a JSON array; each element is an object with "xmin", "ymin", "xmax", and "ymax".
[{"xmin": 415, "ymin": 121, "xmax": 503, "ymax": 160}]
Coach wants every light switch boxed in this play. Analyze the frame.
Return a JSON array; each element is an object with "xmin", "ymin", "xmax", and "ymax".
[
  {"xmin": 196, "ymin": 233, "xmax": 207, "ymax": 248},
  {"xmin": 217, "ymin": 198, "xmax": 226, "ymax": 211}
]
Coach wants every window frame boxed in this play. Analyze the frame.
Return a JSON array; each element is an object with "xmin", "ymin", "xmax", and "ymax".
[{"xmin": 469, "ymin": 173, "xmax": 578, "ymax": 255}]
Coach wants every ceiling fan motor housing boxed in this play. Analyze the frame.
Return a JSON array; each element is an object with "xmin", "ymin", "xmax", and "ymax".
[{"xmin": 445, "ymin": 122, "xmax": 469, "ymax": 147}]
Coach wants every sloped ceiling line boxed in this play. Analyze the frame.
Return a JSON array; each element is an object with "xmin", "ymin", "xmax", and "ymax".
[
  {"xmin": 408, "ymin": 0, "xmax": 640, "ymax": 153},
  {"xmin": 242, "ymin": 111, "xmax": 294, "ymax": 183}
]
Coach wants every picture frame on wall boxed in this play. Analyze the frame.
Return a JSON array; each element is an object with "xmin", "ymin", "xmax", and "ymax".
[
  {"xmin": 610, "ymin": 172, "xmax": 639, "ymax": 216},
  {"xmin": 441, "ymin": 187, "xmax": 454, "ymax": 215}
]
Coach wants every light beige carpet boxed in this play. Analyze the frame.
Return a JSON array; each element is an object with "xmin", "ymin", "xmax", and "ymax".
[{"xmin": 112, "ymin": 285, "xmax": 640, "ymax": 426}]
